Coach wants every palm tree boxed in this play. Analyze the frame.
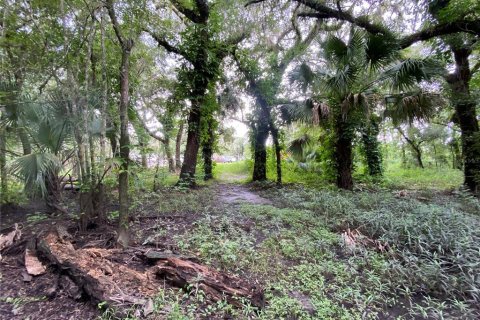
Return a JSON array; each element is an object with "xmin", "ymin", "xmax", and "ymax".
[
  {"xmin": 288, "ymin": 29, "xmax": 441, "ymax": 189},
  {"xmin": 9, "ymin": 94, "xmax": 72, "ymax": 213}
]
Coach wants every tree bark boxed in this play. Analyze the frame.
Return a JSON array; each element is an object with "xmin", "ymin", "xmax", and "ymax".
[
  {"xmin": 335, "ymin": 118, "xmax": 353, "ymax": 190},
  {"xmin": 397, "ymin": 127, "xmax": 424, "ymax": 169},
  {"xmin": 164, "ymin": 137, "xmax": 175, "ymax": 173},
  {"xmin": 45, "ymin": 169, "xmax": 63, "ymax": 214},
  {"xmin": 0, "ymin": 128, "xmax": 7, "ymax": 201},
  {"xmin": 117, "ymin": 46, "xmax": 132, "ymax": 247},
  {"xmin": 251, "ymin": 95, "xmax": 271, "ymax": 182},
  {"xmin": 175, "ymin": 120, "xmax": 183, "ymax": 171},
  {"xmin": 178, "ymin": 103, "xmax": 201, "ymax": 186},
  {"xmin": 270, "ymin": 120, "xmax": 282, "ymax": 185},
  {"xmin": 202, "ymin": 121, "xmax": 214, "ymax": 181},
  {"xmin": 360, "ymin": 118, "xmax": 382, "ymax": 176},
  {"xmin": 447, "ymin": 47, "xmax": 480, "ymax": 193},
  {"xmin": 18, "ymin": 127, "xmax": 31, "ymax": 155},
  {"xmin": 107, "ymin": 0, "xmax": 134, "ymax": 246}
]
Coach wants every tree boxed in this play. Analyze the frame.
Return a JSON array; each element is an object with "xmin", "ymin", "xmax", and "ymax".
[
  {"xmin": 235, "ymin": 3, "xmax": 320, "ymax": 183},
  {"xmin": 273, "ymin": 0, "xmax": 480, "ymax": 192},
  {"xmin": 289, "ymin": 29, "xmax": 440, "ymax": 189},
  {"xmin": 106, "ymin": 0, "xmax": 137, "ymax": 247}
]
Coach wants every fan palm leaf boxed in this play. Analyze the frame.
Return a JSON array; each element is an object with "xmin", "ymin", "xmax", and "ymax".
[
  {"xmin": 10, "ymin": 153, "xmax": 61, "ymax": 197},
  {"xmin": 383, "ymin": 91, "xmax": 442, "ymax": 125}
]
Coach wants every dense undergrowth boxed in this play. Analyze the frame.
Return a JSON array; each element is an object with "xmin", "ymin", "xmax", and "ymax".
[{"xmin": 94, "ymin": 161, "xmax": 480, "ymax": 319}]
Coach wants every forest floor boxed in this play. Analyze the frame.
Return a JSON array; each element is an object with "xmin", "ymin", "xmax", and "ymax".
[{"xmin": 1, "ymin": 168, "xmax": 480, "ymax": 319}]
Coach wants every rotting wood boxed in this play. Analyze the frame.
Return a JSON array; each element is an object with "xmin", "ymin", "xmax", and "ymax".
[
  {"xmin": 25, "ymin": 248, "xmax": 46, "ymax": 275},
  {"xmin": 37, "ymin": 232, "xmax": 264, "ymax": 313},
  {"xmin": 154, "ymin": 257, "xmax": 265, "ymax": 307},
  {"xmin": 37, "ymin": 232, "xmax": 159, "ymax": 311},
  {"xmin": 0, "ymin": 223, "xmax": 22, "ymax": 251}
]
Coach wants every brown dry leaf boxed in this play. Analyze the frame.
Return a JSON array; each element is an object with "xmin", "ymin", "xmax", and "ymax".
[
  {"xmin": 0, "ymin": 223, "xmax": 22, "ymax": 251},
  {"xmin": 25, "ymin": 249, "xmax": 47, "ymax": 276}
]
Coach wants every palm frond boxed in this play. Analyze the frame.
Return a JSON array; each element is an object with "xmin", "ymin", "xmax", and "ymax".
[
  {"xmin": 10, "ymin": 153, "xmax": 61, "ymax": 197},
  {"xmin": 383, "ymin": 91, "xmax": 442, "ymax": 125},
  {"xmin": 365, "ymin": 33, "xmax": 400, "ymax": 70},
  {"xmin": 381, "ymin": 58, "xmax": 443, "ymax": 92},
  {"xmin": 289, "ymin": 62, "xmax": 317, "ymax": 93},
  {"xmin": 288, "ymin": 134, "xmax": 312, "ymax": 161}
]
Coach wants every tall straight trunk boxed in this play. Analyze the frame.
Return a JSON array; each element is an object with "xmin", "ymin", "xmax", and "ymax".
[
  {"xmin": 450, "ymin": 138, "xmax": 462, "ymax": 170},
  {"xmin": 269, "ymin": 120, "xmax": 282, "ymax": 185},
  {"xmin": 335, "ymin": 118, "xmax": 353, "ymax": 190},
  {"xmin": 447, "ymin": 47, "xmax": 480, "ymax": 193},
  {"xmin": 117, "ymin": 46, "xmax": 132, "ymax": 246},
  {"xmin": 99, "ymin": 8, "xmax": 108, "ymax": 176},
  {"xmin": 163, "ymin": 137, "xmax": 175, "ymax": 173},
  {"xmin": 179, "ymin": 103, "xmax": 201, "ymax": 186},
  {"xmin": 361, "ymin": 118, "xmax": 382, "ymax": 176},
  {"xmin": 140, "ymin": 141, "xmax": 148, "ymax": 168},
  {"xmin": 252, "ymin": 124, "xmax": 269, "ymax": 181},
  {"xmin": 107, "ymin": 0, "xmax": 134, "ymax": 246},
  {"xmin": 252, "ymin": 97, "xmax": 271, "ymax": 182},
  {"xmin": 202, "ymin": 121, "xmax": 214, "ymax": 181},
  {"xmin": 175, "ymin": 121, "xmax": 184, "ymax": 171},
  {"xmin": 0, "ymin": 128, "xmax": 7, "ymax": 201}
]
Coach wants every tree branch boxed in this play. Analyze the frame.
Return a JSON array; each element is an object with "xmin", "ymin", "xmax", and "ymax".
[
  {"xmin": 143, "ymin": 28, "xmax": 185, "ymax": 57},
  {"xmin": 170, "ymin": 0, "xmax": 203, "ymax": 23},
  {"xmin": 399, "ymin": 20, "xmax": 480, "ymax": 49}
]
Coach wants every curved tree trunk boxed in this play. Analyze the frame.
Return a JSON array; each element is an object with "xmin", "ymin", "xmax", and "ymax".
[
  {"xmin": 175, "ymin": 121, "xmax": 184, "ymax": 171},
  {"xmin": 447, "ymin": 47, "xmax": 480, "ymax": 194},
  {"xmin": 335, "ymin": 119, "xmax": 353, "ymax": 190}
]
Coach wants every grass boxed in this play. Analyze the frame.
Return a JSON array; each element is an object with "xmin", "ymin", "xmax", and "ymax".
[
  {"xmin": 383, "ymin": 165, "xmax": 463, "ymax": 190},
  {"xmin": 213, "ymin": 161, "xmax": 251, "ymax": 183}
]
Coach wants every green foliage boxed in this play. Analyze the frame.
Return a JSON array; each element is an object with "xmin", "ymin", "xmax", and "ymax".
[{"xmin": 10, "ymin": 153, "xmax": 61, "ymax": 197}]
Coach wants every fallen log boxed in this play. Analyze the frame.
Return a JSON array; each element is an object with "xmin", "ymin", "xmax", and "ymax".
[
  {"xmin": 37, "ymin": 232, "xmax": 264, "ymax": 314},
  {"xmin": 154, "ymin": 257, "xmax": 264, "ymax": 307},
  {"xmin": 37, "ymin": 232, "xmax": 159, "ymax": 310}
]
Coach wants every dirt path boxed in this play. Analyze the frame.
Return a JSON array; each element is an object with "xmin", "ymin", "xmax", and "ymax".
[{"xmin": 216, "ymin": 184, "xmax": 272, "ymax": 205}]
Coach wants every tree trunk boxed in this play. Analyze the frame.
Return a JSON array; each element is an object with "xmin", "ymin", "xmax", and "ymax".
[
  {"xmin": 335, "ymin": 118, "xmax": 353, "ymax": 190},
  {"xmin": 361, "ymin": 118, "xmax": 382, "ymax": 176},
  {"xmin": 175, "ymin": 121, "xmax": 183, "ymax": 171},
  {"xmin": 252, "ymin": 97, "xmax": 271, "ymax": 182},
  {"xmin": 397, "ymin": 127, "xmax": 424, "ymax": 169},
  {"xmin": 0, "ymin": 128, "xmax": 7, "ymax": 201},
  {"xmin": 447, "ymin": 47, "xmax": 480, "ymax": 193},
  {"xmin": 117, "ymin": 43, "xmax": 133, "ymax": 247},
  {"xmin": 270, "ymin": 121, "xmax": 282, "ymax": 185},
  {"xmin": 178, "ymin": 103, "xmax": 201, "ymax": 187},
  {"xmin": 163, "ymin": 137, "xmax": 175, "ymax": 173},
  {"xmin": 415, "ymin": 149, "xmax": 424, "ymax": 169},
  {"xmin": 45, "ymin": 170, "xmax": 62, "ymax": 214},
  {"xmin": 252, "ymin": 123, "xmax": 269, "ymax": 182},
  {"xmin": 202, "ymin": 122, "xmax": 214, "ymax": 181},
  {"xmin": 18, "ymin": 127, "xmax": 31, "ymax": 155}
]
